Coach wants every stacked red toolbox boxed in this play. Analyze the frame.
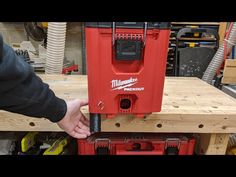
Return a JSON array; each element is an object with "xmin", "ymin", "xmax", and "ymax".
[
  {"xmin": 82, "ymin": 22, "xmax": 196, "ymax": 155},
  {"xmin": 78, "ymin": 133, "xmax": 196, "ymax": 155}
]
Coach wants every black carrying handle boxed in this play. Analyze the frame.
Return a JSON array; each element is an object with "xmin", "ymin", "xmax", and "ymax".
[{"xmin": 112, "ymin": 22, "xmax": 148, "ymax": 46}]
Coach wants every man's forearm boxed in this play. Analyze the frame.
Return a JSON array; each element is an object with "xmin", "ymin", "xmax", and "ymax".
[{"xmin": 0, "ymin": 35, "xmax": 67, "ymax": 122}]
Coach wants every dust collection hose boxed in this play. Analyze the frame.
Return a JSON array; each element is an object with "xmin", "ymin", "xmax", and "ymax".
[
  {"xmin": 202, "ymin": 23, "xmax": 236, "ymax": 84},
  {"xmin": 46, "ymin": 22, "xmax": 67, "ymax": 74},
  {"xmin": 90, "ymin": 113, "xmax": 101, "ymax": 133}
]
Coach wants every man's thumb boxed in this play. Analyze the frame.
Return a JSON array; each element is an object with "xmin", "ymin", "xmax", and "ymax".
[{"xmin": 79, "ymin": 99, "xmax": 88, "ymax": 107}]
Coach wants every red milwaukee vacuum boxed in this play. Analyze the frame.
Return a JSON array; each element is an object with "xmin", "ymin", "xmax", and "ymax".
[{"xmin": 85, "ymin": 22, "xmax": 171, "ymax": 132}]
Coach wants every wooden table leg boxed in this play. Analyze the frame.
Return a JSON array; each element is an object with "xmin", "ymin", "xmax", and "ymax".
[{"xmin": 199, "ymin": 133, "xmax": 230, "ymax": 155}]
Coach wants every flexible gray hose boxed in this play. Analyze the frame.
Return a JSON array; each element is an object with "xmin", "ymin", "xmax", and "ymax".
[
  {"xmin": 202, "ymin": 23, "xmax": 236, "ymax": 84},
  {"xmin": 46, "ymin": 22, "xmax": 67, "ymax": 74}
]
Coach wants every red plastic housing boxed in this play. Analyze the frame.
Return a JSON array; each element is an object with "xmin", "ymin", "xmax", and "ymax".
[
  {"xmin": 77, "ymin": 133, "xmax": 196, "ymax": 155},
  {"xmin": 86, "ymin": 25, "xmax": 170, "ymax": 118}
]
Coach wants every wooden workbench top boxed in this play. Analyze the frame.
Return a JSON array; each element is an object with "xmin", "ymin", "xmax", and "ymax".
[{"xmin": 1, "ymin": 74, "xmax": 236, "ymax": 133}]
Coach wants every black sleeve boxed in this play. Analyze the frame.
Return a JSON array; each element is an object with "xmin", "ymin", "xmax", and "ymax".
[{"xmin": 0, "ymin": 35, "xmax": 67, "ymax": 123}]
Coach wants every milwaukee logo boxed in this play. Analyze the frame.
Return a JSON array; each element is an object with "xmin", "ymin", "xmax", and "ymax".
[{"xmin": 111, "ymin": 77, "xmax": 138, "ymax": 90}]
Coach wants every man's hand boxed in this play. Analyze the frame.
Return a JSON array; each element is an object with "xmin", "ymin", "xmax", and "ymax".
[{"xmin": 57, "ymin": 99, "xmax": 91, "ymax": 139}]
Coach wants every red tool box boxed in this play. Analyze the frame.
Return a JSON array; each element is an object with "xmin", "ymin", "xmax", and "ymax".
[
  {"xmin": 85, "ymin": 22, "xmax": 171, "ymax": 132},
  {"xmin": 77, "ymin": 133, "xmax": 196, "ymax": 155}
]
